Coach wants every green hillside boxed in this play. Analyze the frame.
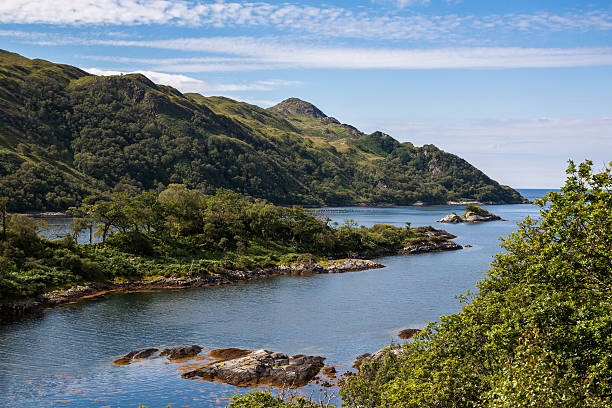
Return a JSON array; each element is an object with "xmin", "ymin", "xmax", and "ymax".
[{"xmin": 0, "ymin": 49, "xmax": 525, "ymax": 212}]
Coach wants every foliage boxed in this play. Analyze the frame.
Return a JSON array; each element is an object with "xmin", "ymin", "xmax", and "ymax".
[
  {"xmin": 226, "ymin": 391, "xmax": 329, "ymax": 408},
  {"xmin": 340, "ymin": 160, "xmax": 612, "ymax": 408},
  {"xmin": 464, "ymin": 204, "xmax": 491, "ymax": 216},
  {"xmin": 0, "ymin": 49, "xmax": 524, "ymax": 212}
]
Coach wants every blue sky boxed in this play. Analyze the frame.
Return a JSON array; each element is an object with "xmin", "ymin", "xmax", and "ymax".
[{"xmin": 1, "ymin": 0, "xmax": 611, "ymax": 188}]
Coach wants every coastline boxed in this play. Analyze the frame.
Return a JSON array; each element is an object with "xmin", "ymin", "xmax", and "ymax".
[
  {"xmin": 0, "ymin": 240, "xmax": 462, "ymax": 322},
  {"xmin": 21, "ymin": 200, "xmax": 531, "ymax": 218}
]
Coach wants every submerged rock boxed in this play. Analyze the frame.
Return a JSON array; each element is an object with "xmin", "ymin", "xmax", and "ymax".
[
  {"xmin": 322, "ymin": 365, "xmax": 337, "ymax": 376},
  {"xmin": 182, "ymin": 349, "xmax": 325, "ymax": 388},
  {"xmin": 160, "ymin": 345, "xmax": 203, "ymax": 360},
  {"xmin": 397, "ymin": 328, "xmax": 421, "ymax": 339},
  {"xmin": 113, "ymin": 348, "xmax": 158, "ymax": 364}
]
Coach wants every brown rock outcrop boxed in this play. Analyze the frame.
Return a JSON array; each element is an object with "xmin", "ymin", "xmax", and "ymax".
[
  {"xmin": 160, "ymin": 345, "xmax": 203, "ymax": 360},
  {"xmin": 113, "ymin": 348, "xmax": 159, "ymax": 364},
  {"xmin": 182, "ymin": 349, "xmax": 325, "ymax": 388}
]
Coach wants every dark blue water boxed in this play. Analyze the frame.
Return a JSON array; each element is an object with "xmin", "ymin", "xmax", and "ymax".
[{"xmin": 0, "ymin": 190, "xmax": 552, "ymax": 407}]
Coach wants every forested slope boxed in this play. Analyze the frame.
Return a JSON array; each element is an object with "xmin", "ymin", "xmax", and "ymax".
[{"xmin": 0, "ymin": 49, "xmax": 524, "ymax": 212}]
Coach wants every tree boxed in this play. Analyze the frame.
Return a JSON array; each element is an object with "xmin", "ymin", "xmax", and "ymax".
[
  {"xmin": 69, "ymin": 217, "xmax": 89, "ymax": 243},
  {"xmin": 68, "ymin": 199, "xmax": 96, "ymax": 243},
  {"xmin": 90, "ymin": 193, "xmax": 130, "ymax": 243},
  {"xmin": 341, "ymin": 160, "xmax": 612, "ymax": 408},
  {"xmin": 0, "ymin": 197, "xmax": 7, "ymax": 240}
]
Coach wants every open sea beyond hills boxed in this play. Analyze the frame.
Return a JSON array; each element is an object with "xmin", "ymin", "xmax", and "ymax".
[{"xmin": 0, "ymin": 189, "xmax": 555, "ymax": 408}]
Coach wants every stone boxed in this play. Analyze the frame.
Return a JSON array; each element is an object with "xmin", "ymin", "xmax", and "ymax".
[
  {"xmin": 113, "ymin": 348, "xmax": 158, "ymax": 364},
  {"xmin": 439, "ymin": 206, "xmax": 504, "ymax": 224},
  {"xmin": 209, "ymin": 348, "xmax": 253, "ymax": 361},
  {"xmin": 401, "ymin": 240, "xmax": 462, "ymax": 254},
  {"xmin": 438, "ymin": 213, "xmax": 463, "ymax": 223},
  {"xmin": 397, "ymin": 328, "xmax": 421, "ymax": 339},
  {"xmin": 463, "ymin": 212, "xmax": 502, "ymax": 223},
  {"xmin": 353, "ymin": 353, "xmax": 371, "ymax": 369},
  {"xmin": 423, "ymin": 228, "xmax": 457, "ymax": 239},
  {"xmin": 353, "ymin": 346, "xmax": 404, "ymax": 370},
  {"xmin": 159, "ymin": 345, "xmax": 203, "ymax": 360},
  {"xmin": 322, "ymin": 365, "xmax": 336, "ymax": 376},
  {"xmin": 182, "ymin": 349, "xmax": 325, "ymax": 388}
]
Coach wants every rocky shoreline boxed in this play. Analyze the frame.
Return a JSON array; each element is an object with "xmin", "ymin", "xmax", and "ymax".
[
  {"xmin": 0, "ymin": 259, "xmax": 384, "ymax": 321},
  {"xmin": 0, "ymin": 236, "xmax": 462, "ymax": 322}
]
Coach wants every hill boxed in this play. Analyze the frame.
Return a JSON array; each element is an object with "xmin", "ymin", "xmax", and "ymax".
[{"xmin": 0, "ymin": 49, "xmax": 525, "ymax": 212}]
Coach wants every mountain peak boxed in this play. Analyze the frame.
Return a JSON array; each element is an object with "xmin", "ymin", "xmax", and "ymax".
[{"xmin": 269, "ymin": 97, "xmax": 327, "ymax": 119}]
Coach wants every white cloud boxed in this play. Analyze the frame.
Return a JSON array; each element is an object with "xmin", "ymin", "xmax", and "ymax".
[
  {"xmin": 395, "ymin": 0, "xmax": 431, "ymax": 7},
  {"xmin": 86, "ymin": 38, "xmax": 612, "ymax": 70},
  {"xmin": 6, "ymin": 28, "xmax": 612, "ymax": 71},
  {"xmin": 0, "ymin": 1, "xmax": 611, "ymax": 41},
  {"xmin": 83, "ymin": 68, "xmax": 302, "ymax": 93},
  {"xmin": 374, "ymin": 0, "xmax": 431, "ymax": 8},
  {"xmin": 379, "ymin": 117, "xmax": 612, "ymax": 188}
]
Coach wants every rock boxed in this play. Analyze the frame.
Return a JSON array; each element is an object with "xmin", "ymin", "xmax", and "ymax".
[
  {"xmin": 423, "ymin": 228, "xmax": 457, "ymax": 239},
  {"xmin": 159, "ymin": 345, "xmax": 203, "ymax": 360},
  {"xmin": 438, "ymin": 213, "xmax": 463, "ymax": 223},
  {"xmin": 439, "ymin": 206, "xmax": 504, "ymax": 224},
  {"xmin": 353, "ymin": 353, "xmax": 371, "ymax": 369},
  {"xmin": 353, "ymin": 346, "xmax": 405, "ymax": 371},
  {"xmin": 277, "ymin": 259, "xmax": 384, "ymax": 275},
  {"xmin": 113, "ymin": 348, "xmax": 158, "ymax": 364},
  {"xmin": 182, "ymin": 349, "xmax": 325, "ymax": 388},
  {"xmin": 322, "ymin": 365, "xmax": 336, "ymax": 376},
  {"xmin": 209, "ymin": 348, "xmax": 253, "ymax": 361},
  {"xmin": 397, "ymin": 328, "xmax": 421, "ymax": 339},
  {"xmin": 401, "ymin": 240, "xmax": 462, "ymax": 254},
  {"xmin": 463, "ymin": 212, "xmax": 502, "ymax": 223}
]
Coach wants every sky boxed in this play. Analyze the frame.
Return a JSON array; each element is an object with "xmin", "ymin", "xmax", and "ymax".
[{"xmin": 1, "ymin": 0, "xmax": 611, "ymax": 188}]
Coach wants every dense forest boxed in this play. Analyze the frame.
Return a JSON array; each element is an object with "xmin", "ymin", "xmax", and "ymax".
[
  {"xmin": 0, "ymin": 185, "xmax": 453, "ymax": 300},
  {"xmin": 0, "ymin": 49, "xmax": 524, "ymax": 212}
]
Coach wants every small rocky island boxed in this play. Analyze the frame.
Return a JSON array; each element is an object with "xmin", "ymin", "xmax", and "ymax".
[
  {"xmin": 183, "ymin": 348, "xmax": 325, "ymax": 388},
  {"xmin": 113, "ymin": 346, "xmax": 326, "ymax": 388},
  {"xmin": 439, "ymin": 204, "xmax": 504, "ymax": 224}
]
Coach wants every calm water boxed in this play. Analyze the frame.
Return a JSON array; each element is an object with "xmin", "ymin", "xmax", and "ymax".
[{"xmin": 1, "ymin": 190, "xmax": 551, "ymax": 407}]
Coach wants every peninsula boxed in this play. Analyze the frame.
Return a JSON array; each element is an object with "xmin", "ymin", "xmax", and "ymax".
[{"xmin": 0, "ymin": 187, "xmax": 461, "ymax": 319}]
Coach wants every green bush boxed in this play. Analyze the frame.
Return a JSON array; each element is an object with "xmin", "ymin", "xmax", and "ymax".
[
  {"xmin": 226, "ymin": 391, "xmax": 324, "ymax": 408},
  {"xmin": 464, "ymin": 204, "xmax": 489, "ymax": 216},
  {"xmin": 95, "ymin": 255, "xmax": 138, "ymax": 279},
  {"xmin": 340, "ymin": 161, "xmax": 612, "ymax": 408},
  {"xmin": 106, "ymin": 231, "xmax": 155, "ymax": 255}
]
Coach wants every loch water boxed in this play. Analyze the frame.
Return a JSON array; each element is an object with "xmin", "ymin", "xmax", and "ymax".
[{"xmin": 0, "ymin": 190, "xmax": 551, "ymax": 408}]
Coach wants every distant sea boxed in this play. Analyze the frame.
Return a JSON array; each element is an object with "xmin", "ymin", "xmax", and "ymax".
[{"xmin": 516, "ymin": 188, "xmax": 560, "ymax": 202}]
